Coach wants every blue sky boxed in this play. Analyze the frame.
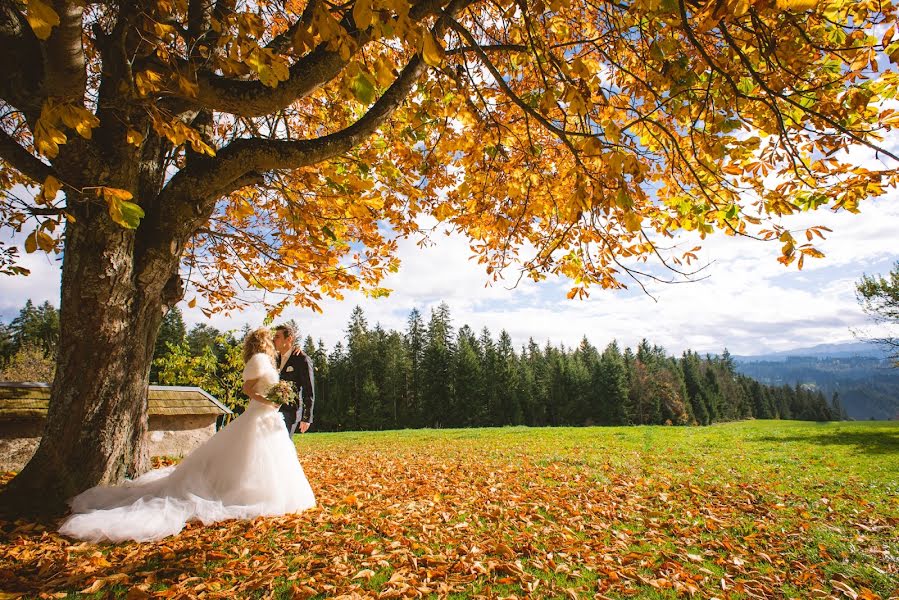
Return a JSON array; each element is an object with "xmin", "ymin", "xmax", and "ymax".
[{"xmin": 1, "ymin": 144, "xmax": 898, "ymax": 356}]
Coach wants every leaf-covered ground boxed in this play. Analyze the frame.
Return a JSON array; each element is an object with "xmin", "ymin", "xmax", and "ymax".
[{"xmin": 1, "ymin": 421, "xmax": 897, "ymax": 599}]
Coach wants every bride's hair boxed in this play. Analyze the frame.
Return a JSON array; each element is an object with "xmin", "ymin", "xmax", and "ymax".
[{"xmin": 242, "ymin": 328, "xmax": 275, "ymax": 363}]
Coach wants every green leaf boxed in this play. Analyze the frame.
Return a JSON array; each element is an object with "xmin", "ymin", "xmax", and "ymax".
[
  {"xmin": 350, "ymin": 71, "xmax": 376, "ymax": 105},
  {"xmin": 117, "ymin": 200, "xmax": 146, "ymax": 229},
  {"xmin": 100, "ymin": 187, "xmax": 144, "ymax": 228}
]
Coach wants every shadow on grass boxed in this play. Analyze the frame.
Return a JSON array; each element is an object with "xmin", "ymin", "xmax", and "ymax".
[{"xmin": 756, "ymin": 428, "xmax": 899, "ymax": 456}]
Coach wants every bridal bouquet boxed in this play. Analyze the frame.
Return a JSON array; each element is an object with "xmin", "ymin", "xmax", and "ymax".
[{"xmin": 265, "ymin": 381, "xmax": 296, "ymax": 406}]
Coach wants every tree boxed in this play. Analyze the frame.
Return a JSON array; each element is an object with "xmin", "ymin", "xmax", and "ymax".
[
  {"xmin": 8, "ymin": 300, "xmax": 59, "ymax": 357},
  {"xmin": 423, "ymin": 303, "xmax": 453, "ymax": 426},
  {"xmin": 186, "ymin": 323, "xmax": 223, "ymax": 357},
  {"xmin": 150, "ymin": 305, "xmax": 187, "ymax": 382},
  {"xmin": 495, "ymin": 330, "xmax": 522, "ymax": 425},
  {"xmin": 3, "ymin": 0, "xmax": 898, "ymax": 515},
  {"xmin": 404, "ymin": 309, "xmax": 426, "ymax": 427},
  {"xmin": 452, "ymin": 325, "xmax": 483, "ymax": 427},
  {"xmin": 153, "ymin": 336, "xmax": 245, "ymax": 413},
  {"xmin": 597, "ymin": 342, "xmax": 630, "ymax": 425},
  {"xmin": 0, "ymin": 343, "xmax": 55, "ymax": 383},
  {"xmin": 0, "ymin": 322, "xmax": 14, "ymax": 364},
  {"xmin": 154, "ymin": 307, "xmax": 187, "ymax": 357},
  {"xmin": 856, "ymin": 261, "xmax": 899, "ymax": 364}
]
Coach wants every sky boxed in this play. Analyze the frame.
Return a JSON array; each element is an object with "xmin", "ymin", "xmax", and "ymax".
[{"xmin": 2, "ymin": 183, "xmax": 897, "ymax": 358}]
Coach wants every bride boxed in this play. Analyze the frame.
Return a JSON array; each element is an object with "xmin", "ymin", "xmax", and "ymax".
[{"xmin": 59, "ymin": 328, "xmax": 316, "ymax": 543}]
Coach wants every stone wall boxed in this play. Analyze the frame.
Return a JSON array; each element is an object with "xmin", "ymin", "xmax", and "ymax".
[
  {"xmin": 0, "ymin": 414, "xmax": 218, "ymax": 471},
  {"xmin": 147, "ymin": 414, "xmax": 218, "ymax": 458}
]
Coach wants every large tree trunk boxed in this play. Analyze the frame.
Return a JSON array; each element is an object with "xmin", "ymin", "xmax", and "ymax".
[{"xmin": 0, "ymin": 194, "xmax": 179, "ymax": 517}]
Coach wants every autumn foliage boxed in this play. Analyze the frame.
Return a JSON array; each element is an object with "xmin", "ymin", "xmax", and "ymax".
[
  {"xmin": 2, "ymin": 0, "xmax": 899, "ymax": 307},
  {"xmin": 1, "ymin": 423, "xmax": 897, "ymax": 598}
]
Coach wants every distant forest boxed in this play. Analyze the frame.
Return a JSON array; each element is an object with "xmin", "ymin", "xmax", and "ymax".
[
  {"xmin": 735, "ymin": 357, "xmax": 899, "ymax": 421},
  {"xmin": 2, "ymin": 300, "xmax": 849, "ymax": 429}
]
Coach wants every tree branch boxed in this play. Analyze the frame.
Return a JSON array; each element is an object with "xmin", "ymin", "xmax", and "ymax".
[
  {"xmin": 40, "ymin": 1, "xmax": 86, "ymax": 102},
  {"xmin": 445, "ymin": 17, "xmax": 584, "ymax": 158},
  {"xmin": 166, "ymin": 51, "xmax": 429, "ymax": 205},
  {"xmin": 0, "ymin": 0, "xmax": 43, "ymax": 120},
  {"xmin": 182, "ymin": 0, "xmax": 450, "ymax": 117},
  {"xmin": 0, "ymin": 128, "xmax": 56, "ymax": 183},
  {"xmin": 718, "ymin": 22, "xmax": 899, "ymax": 164}
]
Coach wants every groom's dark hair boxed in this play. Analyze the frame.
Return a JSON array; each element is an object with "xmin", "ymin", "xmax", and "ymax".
[{"xmin": 275, "ymin": 322, "xmax": 299, "ymax": 345}]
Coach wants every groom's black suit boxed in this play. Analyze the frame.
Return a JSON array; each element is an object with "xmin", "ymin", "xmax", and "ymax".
[{"xmin": 277, "ymin": 348, "xmax": 315, "ymax": 434}]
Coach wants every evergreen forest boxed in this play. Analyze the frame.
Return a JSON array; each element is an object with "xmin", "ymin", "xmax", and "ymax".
[{"xmin": 1, "ymin": 301, "xmax": 847, "ymax": 429}]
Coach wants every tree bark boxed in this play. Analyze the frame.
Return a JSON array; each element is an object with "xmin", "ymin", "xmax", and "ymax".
[{"xmin": 0, "ymin": 193, "xmax": 179, "ymax": 517}]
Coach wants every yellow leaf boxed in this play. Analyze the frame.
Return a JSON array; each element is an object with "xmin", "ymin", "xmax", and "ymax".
[
  {"xmin": 126, "ymin": 129, "xmax": 145, "ymax": 146},
  {"xmin": 246, "ymin": 48, "xmax": 290, "ymax": 88},
  {"xmin": 24, "ymin": 231, "xmax": 38, "ymax": 254},
  {"xmin": 38, "ymin": 175, "xmax": 62, "ymax": 204},
  {"xmin": 374, "ymin": 57, "xmax": 396, "ymax": 88},
  {"xmin": 98, "ymin": 187, "xmax": 144, "ymax": 229},
  {"xmin": 25, "ymin": 0, "xmax": 60, "ymax": 40},
  {"xmin": 175, "ymin": 74, "xmax": 200, "ymax": 97},
  {"xmin": 421, "ymin": 31, "xmax": 443, "ymax": 67},
  {"xmin": 233, "ymin": 198, "xmax": 254, "ymax": 219},
  {"xmin": 776, "ymin": 0, "xmax": 818, "ymax": 10},
  {"xmin": 433, "ymin": 203, "xmax": 455, "ymax": 221},
  {"xmin": 57, "ymin": 104, "xmax": 100, "ymax": 139},
  {"xmin": 100, "ymin": 187, "xmax": 133, "ymax": 202},
  {"xmin": 622, "ymin": 212, "xmax": 641, "ymax": 232},
  {"xmin": 602, "ymin": 121, "xmax": 621, "ymax": 144},
  {"xmin": 188, "ymin": 297, "xmax": 197, "ymax": 308},
  {"xmin": 352, "ymin": 0, "xmax": 373, "ymax": 30},
  {"xmin": 135, "ymin": 70, "xmax": 165, "ymax": 96},
  {"xmin": 189, "ymin": 135, "xmax": 216, "ymax": 156},
  {"xmin": 34, "ymin": 118, "xmax": 67, "ymax": 158},
  {"xmin": 35, "ymin": 230, "xmax": 54, "ymax": 252}
]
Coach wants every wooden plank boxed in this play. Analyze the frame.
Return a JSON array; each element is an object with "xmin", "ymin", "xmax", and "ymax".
[{"xmin": 0, "ymin": 384, "xmax": 227, "ymax": 418}]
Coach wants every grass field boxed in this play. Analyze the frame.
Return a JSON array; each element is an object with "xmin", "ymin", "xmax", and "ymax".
[{"xmin": 1, "ymin": 420, "xmax": 897, "ymax": 599}]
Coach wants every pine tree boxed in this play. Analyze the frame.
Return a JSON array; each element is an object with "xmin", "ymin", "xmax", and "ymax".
[
  {"xmin": 452, "ymin": 326, "xmax": 483, "ymax": 427},
  {"xmin": 423, "ymin": 304, "xmax": 453, "ymax": 427},
  {"xmin": 496, "ymin": 330, "xmax": 522, "ymax": 425},
  {"xmin": 480, "ymin": 329, "xmax": 500, "ymax": 425},
  {"xmin": 405, "ymin": 309, "xmax": 426, "ymax": 427},
  {"xmin": 150, "ymin": 306, "xmax": 186, "ymax": 382},
  {"xmin": 9, "ymin": 299, "xmax": 59, "ymax": 357},
  {"xmin": 597, "ymin": 342, "xmax": 630, "ymax": 425}
]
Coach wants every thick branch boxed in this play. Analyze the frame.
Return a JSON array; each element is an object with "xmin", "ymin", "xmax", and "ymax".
[
  {"xmin": 0, "ymin": 1, "xmax": 43, "ymax": 118},
  {"xmin": 40, "ymin": 1, "xmax": 86, "ymax": 102},
  {"xmin": 0, "ymin": 128, "xmax": 56, "ymax": 183},
  {"xmin": 184, "ymin": 0, "xmax": 450, "ymax": 117},
  {"xmin": 167, "ymin": 52, "xmax": 429, "ymax": 205},
  {"xmin": 191, "ymin": 45, "xmax": 355, "ymax": 117}
]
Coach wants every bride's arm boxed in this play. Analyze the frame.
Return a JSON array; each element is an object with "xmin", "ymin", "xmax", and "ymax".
[
  {"xmin": 242, "ymin": 378, "xmax": 280, "ymax": 408},
  {"xmin": 242, "ymin": 378, "xmax": 265, "ymax": 401}
]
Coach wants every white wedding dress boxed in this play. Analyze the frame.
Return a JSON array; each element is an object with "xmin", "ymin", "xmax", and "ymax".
[{"xmin": 58, "ymin": 353, "xmax": 316, "ymax": 543}]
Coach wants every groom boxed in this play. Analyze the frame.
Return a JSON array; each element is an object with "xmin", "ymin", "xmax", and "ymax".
[{"xmin": 272, "ymin": 323, "xmax": 315, "ymax": 434}]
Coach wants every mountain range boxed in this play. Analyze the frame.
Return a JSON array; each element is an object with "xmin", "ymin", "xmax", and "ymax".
[
  {"xmin": 732, "ymin": 341, "xmax": 890, "ymax": 363},
  {"xmin": 728, "ymin": 341, "xmax": 897, "ymax": 421}
]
